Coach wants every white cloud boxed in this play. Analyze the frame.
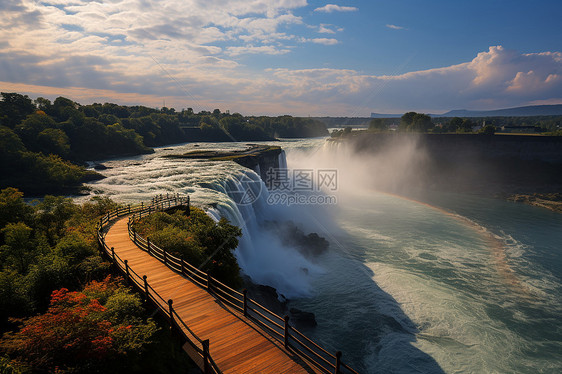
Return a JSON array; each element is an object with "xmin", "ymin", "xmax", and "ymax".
[
  {"xmin": 386, "ymin": 24, "xmax": 405, "ymax": 30},
  {"xmin": 226, "ymin": 45, "xmax": 291, "ymax": 56},
  {"xmin": 313, "ymin": 23, "xmax": 344, "ymax": 34},
  {"xmin": 308, "ymin": 38, "xmax": 339, "ymax": 45},
  {"xmin": 263, "ymin": 46, "xmax": 562, "ymax": 114},
  {"xmin": 1, "ymin": 2, "xmax": 561, "ymax": 117},
  {"xmin": 314, "ymin": 4, "xmax": 358, "ymax": 13}
]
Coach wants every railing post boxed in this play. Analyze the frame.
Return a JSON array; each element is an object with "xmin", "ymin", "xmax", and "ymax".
[
  {"xmin": 207, "ymin": 273, "xmax": 212, "ymax": 293},
  {"xmin": 180, "ymin": 256, "xmax": 184, "ymax": 274},
  {"xmin": 124, "ymin": 260, "xmax": 130, "ymax": 284},
  {"xmin": 243, "ymin": 289, "xmax": 248, "ymax": 317},
  {"xmin": 168, "ymin": 299, "xmax": 174, "ymax": 331},
  {"xmin": 284, "ymin": 315, "xmax": 290, "ymax": 349},
  {"xmin": 143, "ymin": 275, "xmax": 148, "ymax": 302},
  {"xmin": 141, "ymin": 202, "xmax": 144, "ymax": 210},
  {"xmin": 202, "ymin": 339, "xmax": 210, "ymax": 374},
  {"xmin": 111, "ymin": 247, "xmax": 115, "ymax": 263},
  {"xmin": 335, "ymin": 351, "xmax": 342, "ymax": 374},
  {"xmin": 163, "ymin": 248, "xmax": 167, "ymax": 265},
  {"xmin": 147, "ymin": 238, "xmax": 151, "ymax": 255},
  {"xmin": 106, "ymin": 212, "xmax": 110, "ymax": 222}
]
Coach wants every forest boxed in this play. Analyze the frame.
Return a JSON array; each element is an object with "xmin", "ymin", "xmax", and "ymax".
[
  {"xmin": 0, "ymin": 92, "xmax": 328, "ymax": 195},
  {"xmin": 0, "ymin": 188, "xmax": 199, "ymax": 373}
]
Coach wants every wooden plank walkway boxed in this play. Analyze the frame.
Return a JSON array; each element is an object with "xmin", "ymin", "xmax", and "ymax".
[{"xmin": 104, "ymin": 217, "xmax": 317, "ymax": 374}]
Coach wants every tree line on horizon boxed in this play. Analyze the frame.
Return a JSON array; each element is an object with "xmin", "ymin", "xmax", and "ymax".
[
  {"xmin": 0, "ymin": 92, "xmax": 327, "ymax": 195},
  {"xmin": 362, "ymin": 111, "xmax": 562, "ymax": 135}
]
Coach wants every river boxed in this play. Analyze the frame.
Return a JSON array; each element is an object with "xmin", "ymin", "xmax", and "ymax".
[{"xmin": 82, "ymin": 137, "xmax": 562, "ymax": 373}]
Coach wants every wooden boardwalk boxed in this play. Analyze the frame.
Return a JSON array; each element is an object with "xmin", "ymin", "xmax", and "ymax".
[{"xmin": 104, "ymin": 216, "xmax": 317, "ymax": 374}]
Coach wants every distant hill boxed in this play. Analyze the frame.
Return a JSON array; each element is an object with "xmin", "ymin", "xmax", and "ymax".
[
  {"xmin": 371, "ymin": 104, "xmax": 562, "ymax": 119},
  {"xmin": 438, "ymin": 105, "xmax": 562, "ymax": 117}
]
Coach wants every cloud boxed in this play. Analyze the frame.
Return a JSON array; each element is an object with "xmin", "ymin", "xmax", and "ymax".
[
  {"xmin": 312, "ymin": 23, "xmax": 344, "ymax": 34},
  {"xmin": 314, "ymin": 4, "xmax": 358, "ymax": 13},
  {"xmin": 226, "ymin": 45, "xmax": 292, "ymax": 56},
  {"xmin": 386, "ymin": 24, "xmax": 406, "ymax": 30},
  {"xmin": 263, "ymin": 46, "xmax": 562, "ymax": 115},
  {"xmin": 1, "ymin": 0, "xmax": 561, "ymax": 119},
  {"xmin": 306, "ymin": 38, "xmax": 339, "ymax": 45}
]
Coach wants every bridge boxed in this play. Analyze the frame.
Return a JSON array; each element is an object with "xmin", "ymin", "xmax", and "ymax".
[{"xmin": 97, "ymin": 195, "xmax": 358, "ymax": 374}]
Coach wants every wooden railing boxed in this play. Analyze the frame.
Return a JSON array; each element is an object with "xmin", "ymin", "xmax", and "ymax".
[{"xmin": 98, "ymin": 194, "xmax": 358, "ymax": 374}]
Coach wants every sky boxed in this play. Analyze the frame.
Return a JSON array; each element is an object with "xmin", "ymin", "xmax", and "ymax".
[{"xmin": 1, "ymin": 0, "xmax": 561, "ymax": 116}]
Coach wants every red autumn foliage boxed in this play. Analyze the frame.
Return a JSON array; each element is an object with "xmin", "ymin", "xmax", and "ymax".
[{"xmin": 0, "ymin": 276, "xmax": 149, "ymax": 372}]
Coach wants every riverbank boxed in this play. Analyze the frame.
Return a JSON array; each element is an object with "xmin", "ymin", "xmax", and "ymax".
[{"xmin": 506, "ymin": 193, "xmax": 562, "ymax": 213}]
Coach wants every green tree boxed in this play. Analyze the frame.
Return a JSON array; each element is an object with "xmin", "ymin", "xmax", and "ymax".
[
  {"xmin": 0, "ymin": 93, "xmax": 35, "ymax": 129},
  {"xmin": 0, "ymin": 270, "xmax": 32, "ymax": 325},
  {"xmin": 15, "ymin": 112, "xmax": 57, "ymax": 151},
  {"xmin": 458, "ymin": 119, "xmax": 474, "ymax": 133},
  {"xmin": 369, "ymin": 118, "xmax": 387, "ymax": 131},
  {"xmin": 448, "ymin": 117, "xmax": 463, "ymax": 132},
  {"xmin": 35, "ymin": 196, "xmax": 78, "ymax": 245},
  {"xmin": 0, "ymin": 222, "xmax": 35, "ymax": 273},
  {"xmin": 0, "ymin": 128, "xmax": 26, "ymax": 179},
  {"xmin": 34, "ymin": 97, "xmax": 52, "ymax": 113},
  {"xmin": 480, "ymin": 124, "xmax": 496, "ymax": 135},
  {"xmin": 409, "ymin": 113, "xmax": 433, "ymax": 132},
  {"xmin": 0, "ymin": 188, "xmax": 33, "ymax": 229},
  {"xmin": 37, "ymin": 128, "xmax": 71, "ymax": 156},
  {"xmin": 400, "ymin": 112, "xmax": 417, "ymax": 130}
]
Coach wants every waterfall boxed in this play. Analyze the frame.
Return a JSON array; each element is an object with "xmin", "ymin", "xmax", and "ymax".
[
  {"xmin": 278, "ymin": 150, "xmax": 288, "ymax": 170},
  {"xmin": 205, "ymin": 154, "xmax": 322, "ymax": 299}
]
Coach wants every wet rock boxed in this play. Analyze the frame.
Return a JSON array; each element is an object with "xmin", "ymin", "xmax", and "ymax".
[
  {"xmin": 289, "ymin": 308, "xmax": 317, "ymax": 328},
  {"xmin": 243, "ymin": 277, "xmax": 287, "ymax": 316},
  {"xmin": 93, "ymin": 163, "xmax": 110, "ymax": 170},
  {"xmin": 263, "ymin": 220, "xmax": 329, "ymax": 258}
]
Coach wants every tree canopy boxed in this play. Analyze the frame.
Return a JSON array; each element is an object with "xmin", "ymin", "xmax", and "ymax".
[
  {"xmin": 0, "ymin": 92, "xmax": 328, "ymax": 195},
  {"xmin": 132, "ymin": 206, "xmax": 242, "ymax": 288}
]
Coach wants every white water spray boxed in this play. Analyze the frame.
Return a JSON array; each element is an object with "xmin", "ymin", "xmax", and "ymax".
[{"xmin": 206, "ymin": 166, "xmax": 324, "ymax": 299}]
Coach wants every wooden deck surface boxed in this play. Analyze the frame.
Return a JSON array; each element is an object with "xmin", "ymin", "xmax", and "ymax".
[{"xmin": 104, "ymin": 217, "xmax": 316, "ymax": 374}]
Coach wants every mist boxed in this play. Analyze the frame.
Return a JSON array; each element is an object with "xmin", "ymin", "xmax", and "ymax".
[{"xmin": 286, "ymin": 135, "xmax": 431, "ymax": 197}]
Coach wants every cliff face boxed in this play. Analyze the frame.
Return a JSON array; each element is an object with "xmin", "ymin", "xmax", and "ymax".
[
  {"xmin": 420, "ymin": 134, "xmax": 562, "ymax": 163},
  {"xmin": 352, "ymin": 134, "xmax": 562, "ymax": 163},
  {"xmin": 349, "ymin": 133, "xmax": 562, "ymax": 194},
  {"xmin": 233, "ymin": 146, "xmax": 283, "ymax": 181}
]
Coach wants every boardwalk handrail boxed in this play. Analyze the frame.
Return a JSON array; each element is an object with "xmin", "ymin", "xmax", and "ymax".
[
  {"xmin": 97, "ymin": 194, "xmax": 221, "ymax": 374},
  {"xmin": 98, "ymin": 193, "xmax": 358, "ymax": 374}
]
